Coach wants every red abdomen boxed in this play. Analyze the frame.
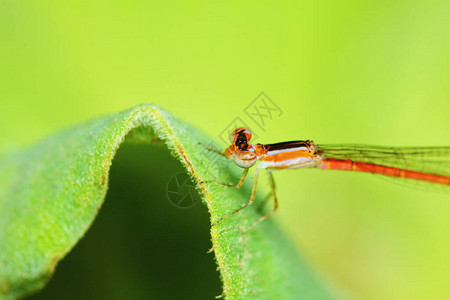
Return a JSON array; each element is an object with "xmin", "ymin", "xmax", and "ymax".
[{"xmin": 320, "ymin": 158, "xmax": 450, "ymax": 185}]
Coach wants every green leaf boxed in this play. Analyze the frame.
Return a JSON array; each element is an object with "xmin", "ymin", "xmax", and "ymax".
[{"xmin": 0, "ymin": 105, "xmax": 333, "ymax": 300}]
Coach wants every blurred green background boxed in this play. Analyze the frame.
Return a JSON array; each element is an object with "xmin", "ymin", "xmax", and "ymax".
[{"xmin": 1, "ymin": 1, "xmax": 449, "ymax": 299}]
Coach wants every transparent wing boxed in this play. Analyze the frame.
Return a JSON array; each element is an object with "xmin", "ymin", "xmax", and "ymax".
[{"xmin": 317, "ymin": 144, "xmax": 450, "ymax": 191}]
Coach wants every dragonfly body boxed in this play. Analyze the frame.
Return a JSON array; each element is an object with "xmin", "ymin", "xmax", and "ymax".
[
  {"xmin": 225, "ymin": 128, "xmax": 450, "ymax": 184},
  {"xmin": 210, "ymin": 127, "xmax": 450, "ymax": 228}
]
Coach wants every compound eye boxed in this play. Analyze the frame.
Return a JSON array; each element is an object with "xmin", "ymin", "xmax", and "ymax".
[{"xmin": 229, "ymin": 127, "xmax": 252, "ymax": 143}]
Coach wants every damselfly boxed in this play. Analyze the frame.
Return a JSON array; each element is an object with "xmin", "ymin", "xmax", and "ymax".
[{"xmin": 206, "ymin": 128, "xmax": 450, "ymax": 227}]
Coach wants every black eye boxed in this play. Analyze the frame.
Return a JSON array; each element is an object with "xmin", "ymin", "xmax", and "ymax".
[{"xmin": 235, "ymin": 132, "xmax": 248, "ymax": 150}]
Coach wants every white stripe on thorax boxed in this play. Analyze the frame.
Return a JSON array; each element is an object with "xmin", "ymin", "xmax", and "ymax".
[{"xmin": 258, "ymin": 156, "xmax": 316, "ymax": 169}]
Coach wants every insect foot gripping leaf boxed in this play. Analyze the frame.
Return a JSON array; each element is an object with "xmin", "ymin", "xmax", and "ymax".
[{"xmin": 0, "ymin": 105, "xmax": 333, "ymax": 300}]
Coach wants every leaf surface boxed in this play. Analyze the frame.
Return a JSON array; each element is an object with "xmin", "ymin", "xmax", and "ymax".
[{"xmin": 0, "ymin": 105, "xmax": 333, "ymax": 300}]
